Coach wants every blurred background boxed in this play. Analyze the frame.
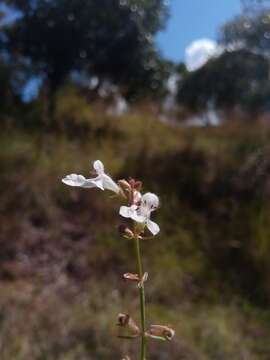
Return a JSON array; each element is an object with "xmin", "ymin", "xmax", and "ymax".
[{"xmin": 1, "ymin": 0, "xmax": 270, "ymax": 358}]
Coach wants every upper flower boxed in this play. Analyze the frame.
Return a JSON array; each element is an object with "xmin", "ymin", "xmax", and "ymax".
[
  {"xmin": 119, "ymin": 192, "xmax": 160, "ymax": 235},
  {"xmin": 62, "ymin": 160, "xmax": 120, "ymax": 193}
]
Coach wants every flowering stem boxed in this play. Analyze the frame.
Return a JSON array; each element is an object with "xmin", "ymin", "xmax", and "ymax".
[{"xmin": 135, "ymin": 234, "xmax": 147, "ymax": 360}]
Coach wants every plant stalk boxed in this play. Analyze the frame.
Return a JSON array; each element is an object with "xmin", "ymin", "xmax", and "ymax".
[{"xmin": 135, "ymin": 235, "xmax": 146, "ymax": 360}]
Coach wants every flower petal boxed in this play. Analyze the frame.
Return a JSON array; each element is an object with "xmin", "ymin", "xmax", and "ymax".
[
  {"xmin": 142, "ymin": 192, "xmax": 159, "ymax": 211},
  {"xmin": 80, "ymin": 179, "xmax": 99, "ymax": 188},
  {"xmin": 119, "ymin": 206, "xmax": 132, "ymax": 218},
  {"xmin": 130, "ymin": 212, "xmax": 145, "ymax": 223},
  {"xmin": 146, "ymin": 219, "xmax": 160, "ymax": 235},
  {"xmin": 89, "ymin": 176, "xmax": 104, "ymax": 190},
  {"xmin": 93, "ymin": 160, "xmax": 104, "ymax": 175},
  {"xmin": 102, "ymin": 174, "xmax": 120, "ymax": 193},
  {"xmin": 62, "ymin": 174, "xmax": 90, "ymax": 187},
  {"xmin": 119, "ymin": 205, "xmax": 144, "ymax": 222}
]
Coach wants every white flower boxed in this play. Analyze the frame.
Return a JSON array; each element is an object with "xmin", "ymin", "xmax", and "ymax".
[
  {"xmin": 62, "ymin": 160, "xmax": 120, "ymax": 193},
  {"xmin": 120, "ymin": 192, "xmax": 160, "ymax": 235}
]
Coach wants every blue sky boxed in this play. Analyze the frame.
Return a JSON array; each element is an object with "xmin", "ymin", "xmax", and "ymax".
[{"xmin": 156, "ymin": 0, "xmax": 242, "ymax": 62}]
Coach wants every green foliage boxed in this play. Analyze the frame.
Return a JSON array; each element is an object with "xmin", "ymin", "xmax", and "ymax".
[
  {"xmin": 221, "ymin": 9, "xmax": 270, "ymax": 56},
  {"xmin": 177, "ymin": 49, "xmax": 270, "ymax": 114},
  {"xmin": 176, "ymin": 8, "xmax": 270, "ymax": 117},
  {"xmin": 2, "ymin": 0, "xmax": 170, "ymax": 102}
]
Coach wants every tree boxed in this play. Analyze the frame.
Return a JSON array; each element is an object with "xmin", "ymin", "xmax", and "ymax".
[
  {"xmin": 241, "ymin": 0, "xmax": 270, "ymax": 13},
  {"xmin": 1, "ymin": 0, "xmax": 169, "ymax": 117},
  {"xmin": 177, "ymin": 49, "xmax": 270, "ymax": 116},
  {"xmin": 220, "ymin": 8, "xmax": 270, "ymax": 57}
]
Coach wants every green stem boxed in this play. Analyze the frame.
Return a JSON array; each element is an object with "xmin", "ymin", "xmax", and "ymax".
[{"xmin": 135, "ymin": 235, "xmax": 146, "ymax": 360}]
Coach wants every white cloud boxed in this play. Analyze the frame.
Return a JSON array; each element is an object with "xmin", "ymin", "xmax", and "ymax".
[{"xmin": 185, "ymin": 38, "xmax": 222, "ymax": 72}]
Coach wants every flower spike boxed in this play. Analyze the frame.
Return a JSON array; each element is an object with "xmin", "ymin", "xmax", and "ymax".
[{"xmin": 62, "ymin": 161, "xmax": 171, "ymax": 359}]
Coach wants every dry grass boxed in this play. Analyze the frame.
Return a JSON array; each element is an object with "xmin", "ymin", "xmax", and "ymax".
[{"xmin": 0, "ymin": 110, "xmax": 270, "ymax": 359}]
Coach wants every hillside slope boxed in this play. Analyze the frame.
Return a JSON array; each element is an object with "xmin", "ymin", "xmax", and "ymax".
[{"xmin": 0, "ymin": 116, "xmax": 270, "ymax": 359}]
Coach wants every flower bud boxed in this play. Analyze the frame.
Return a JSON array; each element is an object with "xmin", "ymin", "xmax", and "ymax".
[
  {"xmin": 117, "ymin": 313, "xmax": 130, "ymax": 327},
  {"xmin": 118, "ymin": 225, "xmax": 134, "ymax": 239},
  {"xmin": 128, "ymin": 178, "xmax": 142, "ymax": 191},
  {"xmin": 133, "ymin": 181, "xmax": 142, "ymax": 191},
  {"xmin": 147, "ymin": 324, "xmax": 175, "ymax": 341},
  {"xmin": 123, "ymin": 273, "xmax": 140, "ymax": 282},
  {"xmin": 118, "ymin": 179, "xmax": 132, "ymax": 192},
  {"xmin": 128, "ymin": 178, "xmax": 136, "ymax": 188},
  {"xmin": 133, "ymin": 190, "xmax": 142, "ymax": 205},
  {"xmin": 123, "ymin": 272, "xmax": 148, "ymax": 288},
  {"xmin": 117, "ymin": 313, "xmax": 140, "ymax": 337}
]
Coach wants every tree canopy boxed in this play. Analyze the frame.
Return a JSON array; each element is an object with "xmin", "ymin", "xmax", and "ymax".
[
  {"xmin": 1, "ymin": 0, "xmax": 169, "ymax": 102},
  {"xmin": 176, "ymin": 6, "xmax": 270, "ymax": 117},
  {"xmin": 177, "ymin": 49, "xmax": 270, "ymax": 115},
  {"xmin": 220, "ymin": 9, "xmax": 270, "ymax": 56}
]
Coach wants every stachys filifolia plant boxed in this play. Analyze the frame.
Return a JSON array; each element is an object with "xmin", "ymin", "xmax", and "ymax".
[{"xmin": 62, "ymin": 160, "xmax": 175, "ymax": 360}]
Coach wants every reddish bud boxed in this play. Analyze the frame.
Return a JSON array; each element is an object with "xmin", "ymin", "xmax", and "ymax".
[
  {"xmin": 123, "ymin": 273, "xmax": 140, "ymax": 282},
  {"xmin": 147, "ymin": 324, "xmax": 175, "ymax": 341},
  {"xmin": 123, "ymin": 272, "xmax": 148, "ymax": 288},
  {"xmin": 134, "ymin": 181, "xmax": 142, "ymax": 191},
  {"xmin": 117, "ymin": 313, "xmax": 140, "ymax": 337},
  {"xmin": 118, "ymin": 179, "xmax": 132, "ymax": 192}
]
